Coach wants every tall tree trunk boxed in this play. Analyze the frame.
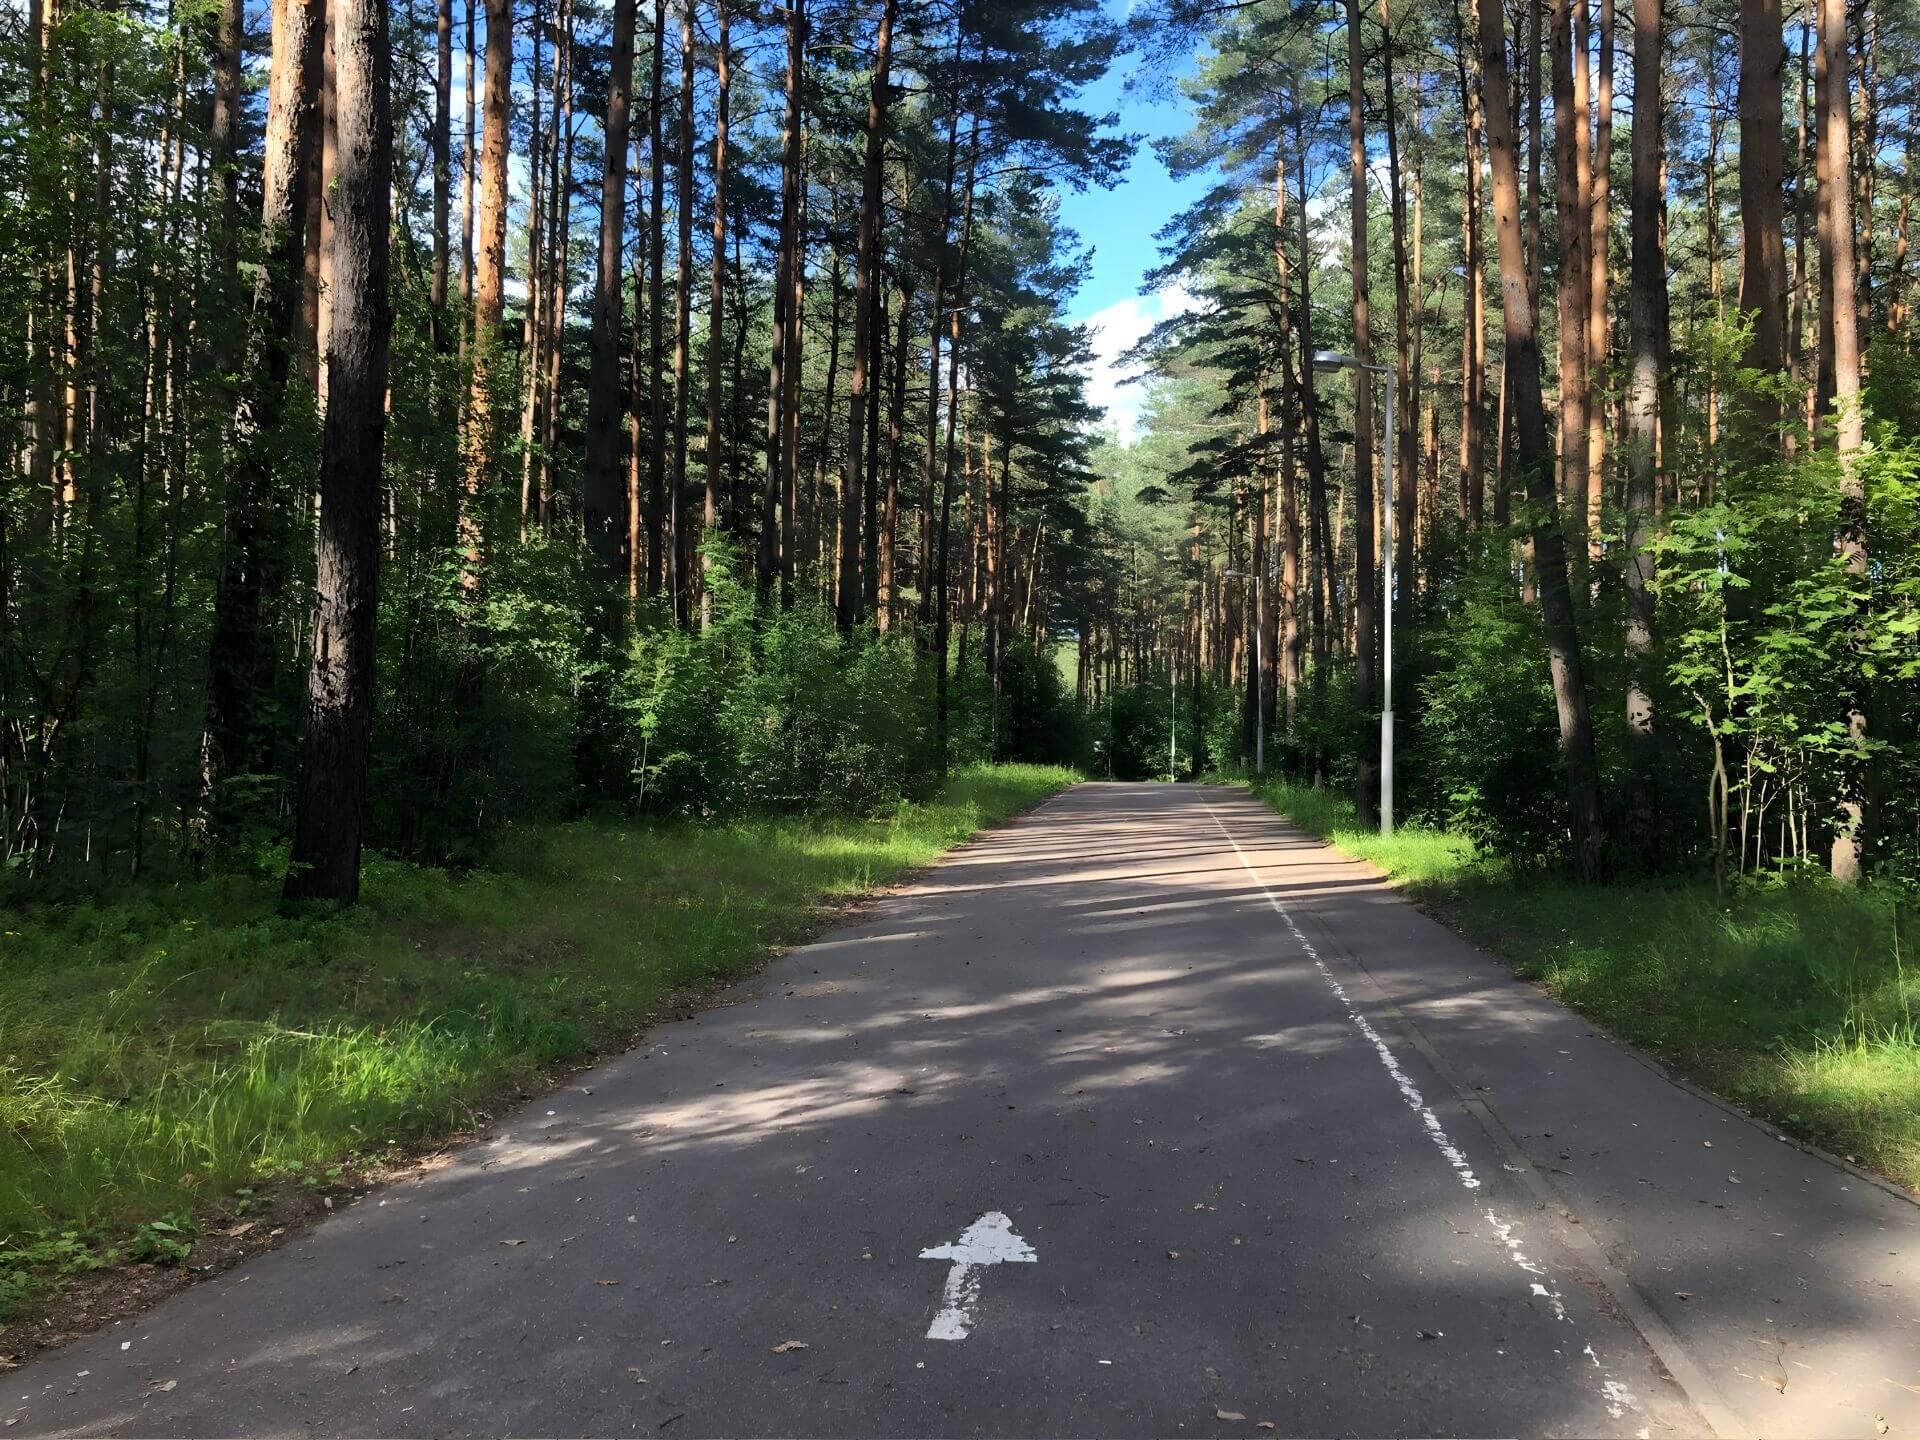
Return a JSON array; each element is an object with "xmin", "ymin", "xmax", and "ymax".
[
  {"xmin": 1273, "ymin": 143, "xmax": 1303, "ymax": 732},
  {"xmin": 934, "ymin": 117, "xmax": 981, "ymax": 775},
  {"xmin": 1456, "ymin": 0, "xmax": 1487, "ymax": 526},
  {"xmin": 1295, "ymin": 110, "xmax": 1333, "ymax": 703},
  {"xmin": 514, "ymin": 0, "xmax": 545, "ymax": 533},
  {"xmin": 200, "ymin": 0, "xmax": 325, "ymax": 831},
  {"xmin": 1624, "ymin": 0, "xmax": 1665, "ymax": 864},
  {"xmin": 1587, "ymin": 0, "xmax": 1613, "ymax": 561},
  {"xmin": 544, "ymin": 1, "xmax": 572, "ymax": 528},
  {"xmin": 463, "ymin": 0, "xmax": 510, "ymax": 590},
  {"xmin": 1739, "ymin": 0, "xmax": 1788, "ymax": 438},
  {"xmin": 814, "ymin": 249, "xmax": 845, "ymax": 590},
  {"xmin": 1818, "ymin": 0, "xmax": 1868, "ymax": 882},
  {"xmin": 431, "ymin": 0, "xmax": 452, "ymax": 337},
  {"xmin": 920, "ymin": 54, "xmax": 964, "ymax": 630},
  {"xmin": 1478, "ymin": 0, "xmax": 1607, "ymax": 881},
  {"xmin": 1705, "ymin": 43, "xmax": 1727, "ymax": 484},
  {"xmin": 460, "ymin": 0, "xmax": 475, "ymax": 342},
  {"xmin": 1854, "ymin": 1, "xmax": 1876, "ymax": 337},
  {"xmin": 1889, "ymin": 157, "xmax": 1910, "ymax": 335},
  {"xmin": 1344, "ymin": 0, "xmax": 1379, "ymax": 827},
  {"xmin": 760, "ymin": 0, "xmax": 803, "ymax": 596},
  {"xmin": 702, "ymin": 0, "xmax": 730, "ymax": 621},
  {"xmin": 671, "ymin": 0, "xmax": 695, "ymax": 622},
  {"xmin": 1382, "ymin": 0, "xmax": 1416, "ymax": 629},
  {"xmin": 584, "ymin": 0, "xmax": 637, "ymax": 595},
  {"xmin": 540, "ymin": 0, "xmax": 573, "ymax": 531},
  {"xmin": 782, "ymin": 129, "xmax": 808, "ymax": 603},
  {"xmin": 646, "ymin": 0, "xmax": 667, "ymax": 597},
  {"xmin": 1552, "ymin": 0, "xmax": 1589, "ymax": 552},
  {"xmin": 284, "ymin": 0, "xmax": 390, "ymax": 905},
  {"xmin": 879, "ymin": 274, "xmax": 911, "ymax": 632},
  {"xmin": 838, "ymin": 0, "xmax": 897, "ymax": 631},
  {"xmin": 1525, "ymin": 0, "xmax": 1543, "ymax": 323}
]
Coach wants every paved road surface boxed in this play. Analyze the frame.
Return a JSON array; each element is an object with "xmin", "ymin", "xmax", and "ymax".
[{"xmin": 10, "ymin": 784, "xmax": 1919, "ymax": 1437}]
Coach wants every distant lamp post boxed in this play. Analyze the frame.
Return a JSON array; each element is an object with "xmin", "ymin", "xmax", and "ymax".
[
  {"xmin": 1223, "ymin": 568, "xmax": 1263, "ymax": 774},
  {"xmin": 1311, "ymin": 348, "xmax": 1395, "ymax": 836}
]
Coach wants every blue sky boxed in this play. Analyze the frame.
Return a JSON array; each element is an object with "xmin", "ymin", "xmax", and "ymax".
[{"xmin": 1056, "ymin": 11, "xmax": 1212, "ymax": 442}]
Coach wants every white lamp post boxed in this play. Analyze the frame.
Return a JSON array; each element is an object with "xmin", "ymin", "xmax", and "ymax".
[
  {"xmin": 1312, "ymin": 348, "xmax": 1394, "ymax": 836},
  {"xmin": 1223, "ymin": 568, "xmax": 1263, "ymax": 774}
]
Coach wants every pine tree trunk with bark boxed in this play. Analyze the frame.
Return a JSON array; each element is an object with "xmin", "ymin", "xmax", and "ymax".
[
  {"xmin": 1478, "ymin": 0, "xmax": 1608, "ymax": 881},
  {"xmin": 838, "ymin": 0, "xmax": 897, "ymax": 631},
  {"xmin": 1739, "ymin": 0, "xmax": 1789, "ymax": 439},
  {"xmin": 463, "ymin": 0, "xmax": 511, "ymax": 589},
  {"xmin": 646, "ymin": 0, "xmax": 668, "ymax": 598},
  {"xmin": 1624, "ymin": 0, "xmax": 1665, "ymax": 865},
  {"xmin": 284, "ymin": 0, "xmax": 390, "ymax": 905},
  {"xmin": 1586, "ymin": 0, "xmax": 1613, "ymax": 561},
  {"xmin": 760, "ymin": 1, "xmax": 804, "ymax": 597},
  {"xmin": 702, "ymin": 0, "xmax": 730, "ymax": 624},
  {"xmin": 1344, "ymin": 0, "xmax": 1379, "ymax": 828},
  {"xmin": 200, "ymin": 0, "xmax": 325, "ymax": 837},
  {"xmin": 584, "ymin": 0, "xmax": 637, "ymax": 596},
  {"xmin": 1818, "ymin": 0, "xmax": 1868, "ymax": 882}
]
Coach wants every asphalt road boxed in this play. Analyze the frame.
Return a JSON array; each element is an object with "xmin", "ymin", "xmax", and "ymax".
[{"xmin": 10, "ymin": 783, "xmax": 1919, "ymax": 1438}]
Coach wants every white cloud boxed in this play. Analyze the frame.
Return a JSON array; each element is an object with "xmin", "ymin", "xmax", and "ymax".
[{"xmin": 1079, "ymin": 284, "xmax": 1200, "ymax": 445}]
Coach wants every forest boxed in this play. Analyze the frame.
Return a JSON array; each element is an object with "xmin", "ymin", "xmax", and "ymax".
[
  {"xmin": 5, "ymin": 0, "xmax": 1917, "ymax": 906},
  {"xmin": 1118, "ymin": 0, "xmax": 1920, "ymax": 893},
  {"xmin": 2, "ymin": 0, "xmax": 1123, "ymax": 904},
  {"xmin": 4, "ymin": 0, "xmax": 1920, "ymax": 1342}
]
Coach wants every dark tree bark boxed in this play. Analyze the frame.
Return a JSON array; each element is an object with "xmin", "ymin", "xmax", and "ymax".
[
  {"xmin": 1343, "ymin": 0, "xmax": 1378, "ymax": 827},
  {"xmin": 646, "ymin": 0, "xmax": 667, "ymax": 597},
  {"xmin": 1586, "ymin": 0, "xmax": 1613, "ymax": 558},
  {"xmin": 760, "ymin": 1, "xmax": 804, "ymax": 597},
  {"xmin": 200, "ymin": 0, "xmax": 325, "ymax": 831},
  {"xmin": 1454, "ymin": 0, "xmax": 1486, "ymax": 526},
  {"xmin": 284, "ymin": 0, "xmax": 391, "ymax": 905},
  {"xmin": 934, "ymin": 117, "xmax": 981, "ymax": 774},
  {"xmin": 1381, "ymin": 0, "xmax": 1416, "ymax": 628},
  {"xmin": 1623, "ymin": 0, "xmax": 1665, "ymax": 864},
  {"xmin": 879, "ymin": 272, "xmax": 911, "ymax": 632},
  {"xmin": 782, "ymin": 127, "xmax": 808, "ymax": 603},
  {"xmin": 584, "ymin": 0, "xmax": 637, "ymax": 594},
  {"xmin": 1739, "ymin": 0, "xmax": 1788, "ymax": 438},
  {"xmin": 671, "ymin": 0, "xmax": 695, "ymax": 621},
  {"xmin": 1818, "ymin": 0, "xmax": 1867, "ymax": 882},
  {"xmin": 1552, "ymin": 0, "xmax": 1589, "ymax": 551},
  {"xmin": 540, "ymin": 0, "xmax": 573, "ymax": 531},
  {"xmin": 1294, "ymin": 109, "xmax": 1332, "ymax": 692},
  {"xmin": 1477, "ymin": 0, "xmax": 1607, "ymax": 881},
  {"xmin": 460, "ymin": 0, "xmax": 475, "ymax": 336},
  {"xmin": 463, "ymin": 0, "xmax": 511, "ymax": 587},
  {"xmin": 920, "ymin": 54, "xmax": 964, "ymax": 631},
  {"xmin": 431, "ymin": 0, "xmax": 452, "ymax": 332},
  {"xmin": 837, "ymin": 0, "xmax": 898, "ymax": 631},
  {"xmin": 703, "ymin": 0, "xmax": 731, "ymax": 619}
]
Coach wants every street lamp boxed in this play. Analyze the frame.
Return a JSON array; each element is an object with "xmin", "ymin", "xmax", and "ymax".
[
  {"xmin": 1311, "ymin": 348, "xmax": 1395, "ymax": 836},
  {"xmin": 1223, "ymin": 568, "xmax": 1263, "ymax": 774}
]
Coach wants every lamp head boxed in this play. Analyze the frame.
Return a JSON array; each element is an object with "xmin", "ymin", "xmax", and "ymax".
[{"xmin": 1312, "ymin": 349, "xmax": 1355, "ymax": 373}]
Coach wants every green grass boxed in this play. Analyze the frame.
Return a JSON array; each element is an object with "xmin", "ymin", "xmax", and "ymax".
[
  {"xmin": 0, "ymin": 765, "xmax": 1075, "ymax": 1316},
  {"xmin": 1243, "ymin": 776, "xmax": 1920, "ymax": 1192}
]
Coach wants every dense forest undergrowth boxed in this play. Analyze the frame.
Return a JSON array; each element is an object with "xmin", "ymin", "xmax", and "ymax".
[
  {"xmin": 0, "ymin": 764, "xmax": 1074, "ymax": 1327},
  {"xmin": 1241, "ymin": 775, "xmax": 1920, "ymax": 1194}
]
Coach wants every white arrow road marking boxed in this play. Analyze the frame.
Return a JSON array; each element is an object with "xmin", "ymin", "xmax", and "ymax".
[{"xmin": 918, "ymin": 1211, "xmax": 1036, "ymax": 1340}]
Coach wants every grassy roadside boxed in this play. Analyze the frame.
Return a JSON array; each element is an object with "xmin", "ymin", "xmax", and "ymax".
[
  {"xmin": 1240, "ymin": 776, "xmax": 1920, "ymax": 1193},
  {"xmin": 0, "ymin": 764, "xmax": 1076, "ymax": 1322}
]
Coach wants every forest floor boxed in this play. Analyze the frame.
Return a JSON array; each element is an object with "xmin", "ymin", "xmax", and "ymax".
[
  {"xmin": 1243, "ymin": 776, "xmax": 1920, "ymax": 1195},
  {"xmin": 0, "ymin": 763, "xmax": 1075, "ymax": 1351}
]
